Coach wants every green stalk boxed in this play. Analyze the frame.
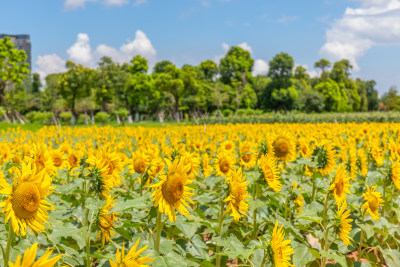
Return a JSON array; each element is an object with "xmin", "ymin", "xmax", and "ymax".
[
  {"xmin": 322, "ymin": 191, "xmax": 331, "ymax": 227},
  {"xmin": 3, "ymin": 223, "xmax": 14, "ymax": 266},
  {"xmin": 321, "ymin": 227, "xmax": 330, "ymax": 267},
  {"xmin": 154, "ymin": 210, "xmax": 162, "ymax": 253},
  {"xmin": 382, "ymin": 175, "xmax": 388, "ymax": 217},
  {"xmin": 216, "ymin": 201, "xmax": 225, "ymax": 267},
  {"xmin": 311, "ymin": 179, "xmax": 317, "ymax": 202},
  {"xmin": 357, "ymin": 211, "xmax": 366, "ymax": 261},
  {"xmin": 86, "ymin": 215, "xmax": 94, "ymax": 267},
  {"xmin": 252, "ymin": 183, "xmax": 259, "ymax": 238}
]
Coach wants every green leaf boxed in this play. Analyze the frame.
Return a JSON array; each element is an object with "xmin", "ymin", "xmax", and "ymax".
[
  {"xmin": 111, "ymin": 193, "xmax": 151, "ymax": 213},
  {"xmin": 174, "ymin": 217, "xmax": 201, "ymax": 239},
  {"xmin": 293, "ymin": 244, "xmax": 316, "ymax": 266},
  {"xmin": 320, "ymin": 250, "xmax": 347, "ymax": 267}
]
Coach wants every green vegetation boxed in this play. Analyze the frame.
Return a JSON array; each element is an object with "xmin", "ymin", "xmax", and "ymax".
[{"xmin": 1, "ymin": 36, "xmax": 400, "ymax": 125}]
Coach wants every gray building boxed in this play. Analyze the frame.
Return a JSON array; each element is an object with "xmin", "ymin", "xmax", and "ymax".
[{"xmin": 0, "ymin": 34, "xmax": 31, "ymax": 72}]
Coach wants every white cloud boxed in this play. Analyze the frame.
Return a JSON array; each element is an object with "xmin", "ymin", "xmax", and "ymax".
[
  {"xmin": 222, "ymin": 42, "xmax": 229, "ymax": 53},
  {"xmin": 253, "ymin": 59, "xmax": 269, "ymax": 76},
  {"xmin": 320, "ymin": 0, "xmax": 400, "ymax": 71},
  {"xmin": 105, "ymin": 0, "xmax": 129, "ymax": 5},
  {"xmin": 134, "ymin": 0, "xmax": 147, "ymax": 6},
  {"xmin": 35, "ymin": 54, "xmax": 66, "ymax": 82},
  {"xmin": 238, "ymin": 42, "xmax": 253, "ymax": 53},
  {"xmin": 67, "ymin": 33, "xmax": 93, "ymax": 66},
  {"xmin": 64, "ymin": 0, "xmax": 97, "ymax": 10}
]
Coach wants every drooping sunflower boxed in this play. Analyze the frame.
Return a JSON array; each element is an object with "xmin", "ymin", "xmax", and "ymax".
[
  {"xmin": 224, "ymin": 168, "xmax": 251, "ymax": 221},
  {"xmin": 97, "ymin": 195, "xmax": 119, "ymax": 246},
  {"xmin": 239, "ymin": 141, "xmax": 256, "ymax": 168},
  {"xmin": 270, "ymin": 222, "xmax": 294, "ymax": 267},
  {"xmin": 271, "ymin": 133, "xmax": 296, "ymax": 162},
  {"xmin": 328, "ymin": 165, "xmax": 352, "ymax": 207},
  {"xmin": 361, "ymin": 185, "xmax": 384, "ymax": 221},
  {"xmin": 149, "ymin": 158, "xmax": 195, "ymax": 222},
  {"xmin": 9, "ymin": 243, "xmax": 63, "ymax": 267},
  {"xmin": 259, "ymin": 155, "xmax": 281, "ymax": 192},
  {"xmin": 214, "ymin": 151, "xmax": 235, "ymax": 177},
  {"xmin": 0, "ymin": 162, "xmax": 55, "ymax": 236},
  {"xmin": 335, "ymin": 201, "xmax": 353, "ymax": 246},
  {"xmin": 130, "ymin": 150, "xmax": 149, "ymax": 175},
  {"xmin": 109, "ymin": 238, "xmax": 154, "ymax": 267},
  {"xmin": 182, "ymin": 151, "xmax": 200, "ymax": 179},
  {"xmin": 391, "ymin": 160, "xmax": 400, "ymax": 190},
  {"xmin": 292, "ymin": 182, "xmax": 304, "ymax": 215},
  {"xmin": 30, "ymin": 145, "xmax": 56, "ymax": 175},
  {"xmin": 312, "ymin": 142, "xmax": 335, "ymax": 176}
]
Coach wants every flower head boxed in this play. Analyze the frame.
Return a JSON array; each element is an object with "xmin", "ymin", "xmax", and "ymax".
[
  {"xmin": 270, "ymin": 222, "xmax": 294, "ymax": 267},
  {"xmin": 224, "ymin": 168, "xmax": 251, "ymax": 221},
  {"xmin": 259, "ymin": 155, "xmax": 281, "ymax": 192},
  {"xmin": 329, "ymin": 165, "xmax": 351, "ymax": 207},
  {"xmin": 9, "ymin": 243, "xmax": 62, "ymax": 267},
  {"xmin": 109, "ymin": 238, "xmax": 154, "ymax": 267},
  {"xmin": 335, "ymin": 201, "xmax": 353, "ymax": 246},
  {"xmin": 97, "ymin": 195, "xmax": 119, "ymax": 246},
  {"xmin": 361, "ymin": 185, "xmax": 384, "ymax": 221}
]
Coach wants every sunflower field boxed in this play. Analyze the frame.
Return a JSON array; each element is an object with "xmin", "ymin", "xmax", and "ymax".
[{"xmin": 0, "ymin": 123, "xmax": 400, "ymax": 267}]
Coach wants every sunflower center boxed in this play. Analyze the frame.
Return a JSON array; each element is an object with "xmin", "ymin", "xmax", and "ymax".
[
  {"xmin": 100, "ymin": 214, "xmax": 115, "ymax": 230},
  {"xmin": 11, "ymin": 182, "xmax": 40, "ymax": 219},
  {"xmin": 53, "ymin": 156, "xmax": 63, "ymax": 167},
  {"xmin": 231, "ymin": 183, "xmax": 243, "ymax": 207},
  {"xmin": 225, "ymin": 144, "xmax": 232, "ymax": 150},
  {"xmin": 335, "ymin": 178, "xmax": 344, "ymax": 195},
  {"xmin": 134, "ymin": 159, "xmax": 146, "ymax": 174},
  {"xmin": 368, "ymin": 194, "xmax": 379, "ymax": 212},
  {"xmin": 162, "ymin": 173, "xmax": 184, "ymax": 204},
  {"xmin": 69, "ymin": 155, "xmax": 78, "ymax": 166},
  {"xmin": 273, "ymin": 138, "xmax": 290, "ymax": 158},
  {"xmin": 241, "ymin": 151, "xmax": 251, "ymax": 163},
  {"xmin": 219, "ymin": 159, "xmax": 230, "ymax": 174}
]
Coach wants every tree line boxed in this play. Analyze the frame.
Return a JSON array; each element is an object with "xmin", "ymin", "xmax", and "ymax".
[{"xmin": 1, "ymin": 36, "xmax": 399, "ymax": 125}]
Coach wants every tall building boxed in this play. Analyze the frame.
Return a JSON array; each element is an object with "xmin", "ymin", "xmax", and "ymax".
[{"xmin": 0, "ymin": 34, "xmax": 31, "ymax": 72}]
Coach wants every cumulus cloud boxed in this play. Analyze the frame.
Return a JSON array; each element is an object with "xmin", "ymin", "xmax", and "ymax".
[
  {"xmin": 238, "ymin": 42, "xmax": 253, "ymax": 53},
  {"xmin": 67, "ymin": 33, "xmax": 93, "ymax": 66},
  {"xmin": 64, "ymin": 0, "xmax": 136, "ymax": 9},
  {"xmin": 64, "ymin": 0, "xmax": 98, "ymax": 9},
  {"xmin": 320, "ymin": 0, "xmax": 400, "ymax": 70},
  {"xmin": 253, "ymin": 59, "xmax": 269, "ymax": 76},
  {"xmin": 35, "ymin": 54, "xmax": 66, "ymax": 82},
  {"xmin": 134, "ymin": 0, "xmax": 147, "ymax": 6},
  {"xmin": 104, "ymin": 0, "xmax": 129, "ymax": 5}
]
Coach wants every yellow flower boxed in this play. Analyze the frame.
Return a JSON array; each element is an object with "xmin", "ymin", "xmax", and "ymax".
[
  {"xmin": 391, "ymin": 160, "xmax": 400, "ymax": 190},
  {"xmin": 97, "ymin": 195, "xmax": 119, "ymax": 246},
  {"xmin": 202, "ymin": 154, "xmax": 213, "ymax": 178},
  {"xmin": 215, "ymin": 151, "xmax": 235, "ymax": 177},
  {"xmin": 239, "ymin": 141, "xmax": 256, "ymax": 168},
  {"xmin": 299, "ymin": 139, "xmax": 313, "ymax": 159},
  {"xmin": 272, "ymin": 133, "xmax": 296, "ymax": 162},
  {"xmin": 220, "ymin": 140, "xmax": 235, "ymax": 154},
  {"xmin": 148, "ymin": 157, "xmax": 165, "ymax": 182},
  {"xmin": 149, "ymin": 158, "xmax": 195, "ymax": 222},
  {"xmin": 336, "ymin": 201, "xmax": 353, "ymax": 246},
  {"xmin": 259, "ymin": 155, "xmax": 281, "ymax": 192},
  {"xmin": 30, "ymin": 145, "xmax": 56, "ymax": 175},
  {"xmin": 224, "ymin": 168, "xmax": 251, "ymax": 221},
  {"xmin": 9, "ymin": 243, "xmax": 62, "ymax": 267},
  {"xmin": 292, "ymin": 182, "xmax": 304, "ymax": 215},
  {"xmin": 329, "ymin": 165, "xmax": 352, "ymax": 207},
  {"xmin": 361, "ymin": 185, "xmax": 384, "ymax": 221},
  {"xmin": 371, "ymin": 143, "xmax": 383, "ymax": 166},
  {"xmin": 109, "ymin": 238, "xmax": 154, "ymax": 267},
  {"xmin": 0, "ymin": 162, "xmax": 55, "ymax": 236},
  {"xmin": 358, "ymin": 149, "xmax": 368, "ymax": 178},
  {"xmin": 182, "ymin": 151, "xmax": 200, "ymax": 179},
  {"xmin": 50, "ymin": 149, "xmax": 66, "ymax": 169},
  {"xmin": 313, "ymin": 142, "xmax": 335, "ymax": 176},
  {"xmin": 130, "ymin": 150, "xmax": 149, "ymax": 175},
  {"xmin": 271, "ymin": 222, "xmax": 294, "ymax": 267}
]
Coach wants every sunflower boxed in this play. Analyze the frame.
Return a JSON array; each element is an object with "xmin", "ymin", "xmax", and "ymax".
[
  {"xmin": 130, "ymin": 150, "xmax": 150, "ymax": 175},
  {"xmin": 30, "ymin": 145, "xmax": 56, "ymax": 175},
  {"xmin": 292, "ymin": 182, "xmax": 304, "ymax": 215},
  {"xmin": 239, "ymin": 141, "xmax": 256, "ymax": 168},
  {"xmin": 312, "ymin": 142, "xmax": 335, "ymax": 176},
  {"xmin": 361, "ymin": 185, "xmax": 384, "ymax": 221},
  {"xmin": 215, "ymin": 151, "xmax": 235, "ymax": 177},
  {"xmin": 299, "ymin": 139, "xmax": 313, "ymax": 159},
  {"xmin": 99, "ymin": 149, "xmax": 123, "ymax": 187},
  {"xmin": 0, "ymin": 162, "xmax": 55, "ymax": 236},
  {"xmin": 259, "ymin": 155, "xmax": 281, "ymax": 192},
  {"xmin": 346, "ymin": 147, "xmax": 358, "ymax": 179},
  {"xmin": 109, "ymin": 238, "xmax": 154, "ymax": 267},
  {"xmin": 358, "ymin": 149, "xmax": 368, "ymax": 178},
  {"xmin": 224, "ymin": 168, "xmax": 251, "ymax": 221},
  {"xmin": 86, "ymin": 156, "xmax": 113, "ymax": 198},
  {"xmin": 328, "ymin": 165, "xmax": 351, "ymax": 207},
  {"xmin": 67, "ymin": 150, "xmax": 80, "ymax": 169},
  {"xmin": 202, "ymin": 154, "xmax": 213, "ymax": 178},
  {"xmin": 335, "ymin": 201, "xmax": 353, "ymax": 246},
  {"xmin": 97, "ymin": 195, "xmax": 119, "ymax": 246},
  {"xmin": 270, "ymin": 222, "xmax": 294, "ymax": 267},
  {"xmin": 271, "ymin": 133, "xmax": 296, "ymax": 162},
  {"xmin": 50, "ymin": 149, "xmax": 66, "ymax": 169},
  {"xmin": 182, "ymin": 151, "xmax": 200, "ymax": 179},
  {"xmin": 371, "ymin": 143, "xmax": 383, "ymax": 167},
  {"xmin": 220, "ymin": 140, "xmax": 235, "ymax": 154},
  {"xmin": 149, "ymin": 158, "xmax": 195, "ymax": 222},
  {"xmin": 0, "ymin": 142, "xmax": 11, "ymax": 164},
  {"xmin": 9, "ymin": 243, "xmax": 62, "ymax": 267},
  {"xmin": 391, "ymin": 160, "xmax": 400, "ymax": 190},
  {"xmin": 148, "ymin": 157, "xmax": 165, "ymax": 182}
]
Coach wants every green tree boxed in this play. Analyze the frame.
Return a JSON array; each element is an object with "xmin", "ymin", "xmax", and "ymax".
[
  {"xmin": 314, "ymin": 59, "xmax": 331, "ymax": 81},
  {"xmin": 57, "ymin": 61, "xmax": 95, "ymax": 124},
  {"xmin": 365, "ymin": 80, "xmax": 379, "ymax": 111},
  {"xmin": 153, "ymin": 60, "xmax": 173, "ymax": 74},
  {"xmin": 381, "ymin": 86, "xmax": 400, "ymax": 111},
  {"xmin": 219, "ymin": 46, "xmax": 254, "ymax": 109},
  {"xmin": 314, "ymin": 78, "xmax": 342, "ymax": 111},
  {"xmin": 32, "ymin": 73, "xmax": 42, "ymax": 94},
  {"xmin": 41, "ymin": 73, "xmax": 59, "ymax": 112},
  {"xmin": 198, "ymin": 60, "xmax": 218, "ymax": 81},
  {"xmin": 303, "ymin": 90, "xmax": 325, "ymax": 113},
  {"xmin": 294, "ymin": 66, "xmax": 310, "ymax": 81},
  {"xmin": 356, "ymin": 78, "xmax": 368, "ymax": 111},
  {"xmin": 0, "ymin": 37, "xmax": 30, "ymax": 107}
]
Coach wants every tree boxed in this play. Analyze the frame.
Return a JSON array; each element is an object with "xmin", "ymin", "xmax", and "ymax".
[
  {"xmin": 57, "ymin": 61, "xmax": 95, "ymax": 124},
  {"xmin": 0, "ymin": 37, "xmax": 30, "ymax": 107},
  {"xmin": 32, "ymin": 73, "xmax": 42, "ymax": 94},
  {"xmin": 294, "ymin": 66, "xmax": 310, "ymax": 81},
  {"xmin": 198, "ymin": 60, "xmax": 218, "ymax": 81},
  {"xmin": 314, "ymin": 59, "xmax": 331, "ymax": 80},
  {"xmin": 356, "ymin": 78, "xmax": 368, "ymax": 111},
  {"xmin": 303, "ymin": 91, "xmax": 325, "ymax": 113},
  {"xmin": 41, "ymin": 73, "xmax": 59, "ymax": 112},
  {"xmin": 365, "ymin": 80, "xmax": 379, "ymax": 111},
  {"xmin": 153, "ymin": 60, "xmax": 173, "ymax": 74},
  {"xmin": 219, "ymin": 46, "xmax": 254, "ymax": 109},
  {"xmin": 210, "ymin": 81, "xmax": 230, "ymax": 115},
  {"xmin": 381, "ymin": 86, "xmax": 400, "ymax": 111},
  {"xmin": 314, "ymin": 78, "xmax": 342, "ymax": 111}
]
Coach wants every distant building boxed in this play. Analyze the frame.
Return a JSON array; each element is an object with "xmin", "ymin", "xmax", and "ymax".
[{"xmin": 0, "ymin": 34, "xmax": 31, "ymax": 72}]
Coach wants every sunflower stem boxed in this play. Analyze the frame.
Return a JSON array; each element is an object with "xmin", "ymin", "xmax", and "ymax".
[
  {"xmin": 216, "ymin": 200, "xmax": 225, "ymax": 267},
  {"xmin": 3, "ymin": 223, "xmax": 14, "ymax": 266},
  {"xmin": 357, "ymin": 211, "xmax": 366, "ymax": 261},
  {"xmin": 252, "ymin": 183, "xmax": 259, "ymax": 238},
  {"xmin": 321, "ymin": 226, "xmax": 330, "ymax": 267},
  {"xmin": 311, "ymin": 178, "xmax": 316, "ymax": 202},
  {"xmin": 322, "ymin": 190, "xmax": 331, "ymax": 227},
  {"xmin": 86, "ymin": 213, "xmax": 94, "ymax": 267},
  {"xmin": 155, "ymin": 209, "xmax": 162, "ymax": 253},
  {"xmin": 382, "ymin": 174, "xmax": 388, "ymax": 217}
]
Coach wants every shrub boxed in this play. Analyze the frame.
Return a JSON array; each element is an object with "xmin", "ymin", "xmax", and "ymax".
[
  {"xmin": 59, "ymin": 111, "xmax": 72, "ymax": 125},
  {"xmin": 95, "ymin": 112, "xmax": 110, "ymax": 125}
]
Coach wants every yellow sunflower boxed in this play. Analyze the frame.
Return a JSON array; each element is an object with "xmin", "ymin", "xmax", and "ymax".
[
  {"xmin": 215, "ymin": 151, "xmax": 235, "ymax": 177},
  {"xmin": 202, "ymin": 154, "xmax": 213, "ymax": 178},
  {"xmin": 9, "ymin": 243, "xmax": 62, "ymax": 267},
  {"xmin": 97, "ymin": 195, "xmax": 119, "ymax": 246},
  {"xmin": 312, "ymin": 142, "xmax": 335, "ymax": 176},
  {"xmin": 328, "ymin": 165, "xmax": 352, "ymax": 207},
  {"xmin": 148, "ymin": 157, "xmax": 165, "ymax": 182},
  {"xmin": 271, "ymin": 222, "xmax": 294, "ymax": 267},
  {"xmin": 109, "ymin": 238, "xmax": 154, "ymax": 267},
  {"xmin": 292, "ymin": 182, "xmax": 304, "ymax": 215},
  {"xmin": 358, "ymin": 149, "xmax": 368, "ymax": 178},
  {"xmin": 259, "ymin": 155, "xmax": 281, "ymax": 192},
  {"xmin": 371, "ymin": 143, "xmax": 383, "ymax": 167},
  {"xmin": 50, "ymin": 149, "xmax": 66, "ymax": 170},
  {"xmin": 224, "ymin": 168, "xmax": 251, "ymax": 221},
  {"xmin": 299, "ymin": 139, "xmax": 313, "ymax": 159},
  {"xmin": 182, "ymin": 151, "xmax": 200, "ymax": 179},
  {"xmin": 239, "ymin": 141, "xmax": 256, "ymax": 168},
  {"xmin": 30, "ymin": 145, "xmax": 56, "ymax": 175},
  {"xmin": 220, "ymin": 140, "xmax": 235, "ymax": 154},
  {"xmin": 391, "ymin": 160, "xmax": 400, "ymax": 190},
  {"xmin": 130, "ymin": 150, "xmax": 149, "ymax": 175},
  {"xmin": 271, "ymin": 133, "xmax": 296, "ymax": 162},
  {"xmin": 336, "ymin": 201, "xmax": 353, "ymax": 246},
  {"xmin": 361, "ymin": 185, "xmax": 384, "ymax": 221},
  {"xmin": 0, "ymin": 162, "xmax": 55, "ymax": 236},
  {"xmin": 149, "ymin": 158, "xmax": 195, "ymax": 222}
]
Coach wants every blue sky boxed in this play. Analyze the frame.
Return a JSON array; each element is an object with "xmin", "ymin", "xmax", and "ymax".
[{"xmin": 1, "ymin": 0, "xmax": 400, "ymax": 94}]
